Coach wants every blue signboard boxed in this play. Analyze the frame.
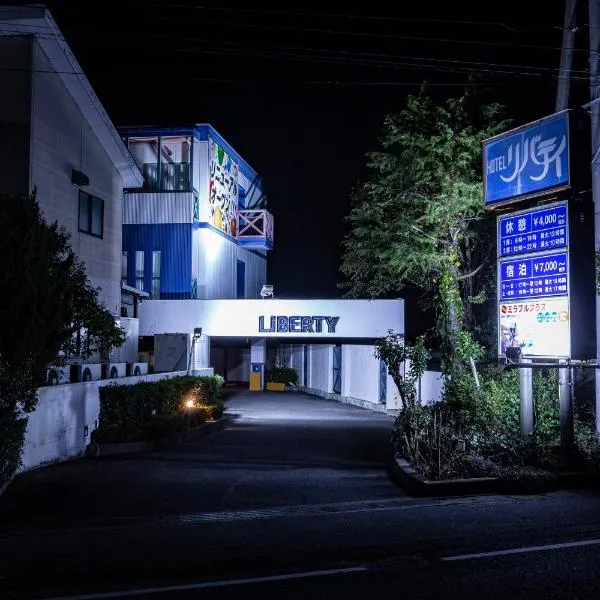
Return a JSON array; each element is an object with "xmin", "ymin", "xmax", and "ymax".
[
  {"xmin": 499, "ymin": 252, "xmax": 568, "ymax": 300},
  {"xmin": 498, "ymin": 203, "xmax": 568, "ymax": 257},
  {"xmin": 484, "ymin": 112, "xmax": 570, "ymax": 206}
]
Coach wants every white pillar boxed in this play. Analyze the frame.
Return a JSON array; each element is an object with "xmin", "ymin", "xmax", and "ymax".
[{"xmin": 192, "ymin": 335, "xmax": 210, "ymax": 372}]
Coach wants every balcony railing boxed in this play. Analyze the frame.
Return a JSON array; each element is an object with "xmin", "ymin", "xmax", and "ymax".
[
  {"xmin": 142, "ymin": 162, "xmax": 191, "ymax": 192},
  {"xmin": 238, "ymin": 210, "xmax": 274, "ymax": 249}
]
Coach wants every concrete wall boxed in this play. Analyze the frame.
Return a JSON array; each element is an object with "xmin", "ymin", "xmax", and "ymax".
[
  {"xmin": 30, "ymin": 39, "xmax": 124, "ymax": 315},
  {"xmin": 21, "ymin": 369, "xmax": 214, "ymax": 472}
]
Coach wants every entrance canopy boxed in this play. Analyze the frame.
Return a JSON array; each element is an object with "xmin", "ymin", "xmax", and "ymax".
[{"xmin": 139, "ymin": 299, "xmax": 404, "ymax": 339}]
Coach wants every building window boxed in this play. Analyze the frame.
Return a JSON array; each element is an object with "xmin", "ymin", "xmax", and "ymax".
[
  {"xmin": 151, "ymin": 251, "xmax": 161, "ymax": 299},
  {"xmin": 78, "ymin": 191, "xmax": 104, "ymax": 238},
  {"xmin": 121, "ymin": 251, "xmax": 127, "ymax": 285},
  {"xmin": 135, "ymin": 251, "xmax": 144, "ymax": 291}
]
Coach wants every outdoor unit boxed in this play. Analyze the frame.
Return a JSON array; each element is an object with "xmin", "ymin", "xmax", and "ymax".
[
  {"xmin": 102, "ymin": 362, "xmax": 127, "ymax": 379},
  {"xmin": 45, "ymin": 366, "xmax": 69, "ymax": 385},
  {"xmin": 132, "ymin": 362, "xmax": 148, "ymax": 376},
  {"xmin": 154, "ymin": 333, "xmax": 189, "ymax": 373},
  {"xmin": 125, "ymin": 362, "xmax": 148, "ymax": 376},
  {"xmin": 80, "ymin": 363, "xmax": 102, "ymax": 382}
]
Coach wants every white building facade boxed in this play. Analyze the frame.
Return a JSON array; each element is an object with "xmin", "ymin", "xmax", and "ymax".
[{"xmin": 0, "ymin": 7, "xmax": 144, "ymax": 383}]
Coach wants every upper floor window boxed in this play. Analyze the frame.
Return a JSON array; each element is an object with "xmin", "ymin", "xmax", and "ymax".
[
  {"xmin": 78, "ymin": 191, "xmax": 104, "ymax": 238},
  {"xmin": 126, "ymin": 136, "xmax": 192, "ymax": 192}
]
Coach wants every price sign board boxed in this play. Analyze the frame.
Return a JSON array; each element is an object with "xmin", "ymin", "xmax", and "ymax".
[
  {"xmin": 498, "ymin": 252, "xmax": 568, "ymax": 301},
  {"xmin": 497, "ymin": 202, "xmax": 568, "ymax": 257}
]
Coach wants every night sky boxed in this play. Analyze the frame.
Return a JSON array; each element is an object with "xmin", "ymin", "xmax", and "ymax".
[{"xmin": 34, "ymin": 1, "xmax": 587, "ymax": 308}]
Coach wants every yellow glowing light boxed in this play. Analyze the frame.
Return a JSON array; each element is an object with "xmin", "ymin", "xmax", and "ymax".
[{"xmin": 185, "ymin": 399, "xmax": 195, "ymax": 409}]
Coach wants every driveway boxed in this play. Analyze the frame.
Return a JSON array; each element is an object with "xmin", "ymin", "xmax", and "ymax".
[{"xmin": 0, "ymin": 389, "xmax": 400, "ymax": 530}]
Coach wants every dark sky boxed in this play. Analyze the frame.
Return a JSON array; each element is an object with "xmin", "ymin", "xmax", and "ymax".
[{"xmin": 31, "ymin": 1, "xmax": 587, "ymax": 306}]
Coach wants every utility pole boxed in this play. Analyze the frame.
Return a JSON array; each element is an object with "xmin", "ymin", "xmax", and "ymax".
[
  {"xmin": 590, "ymin": 0, "xmax": 600, "ymax": 432},
  {"xmin": 556, "ymin": 0, "xmax": 578, "ymax": 112}
]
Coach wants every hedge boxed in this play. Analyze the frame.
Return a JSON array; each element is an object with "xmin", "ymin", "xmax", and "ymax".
[
  {"xmin": 92, "ymin": 402, "xmax": 225, "ymax": 444},
  {"xmin": 99, "ymin": 374, "xmax": 224, "ymax": 430}
]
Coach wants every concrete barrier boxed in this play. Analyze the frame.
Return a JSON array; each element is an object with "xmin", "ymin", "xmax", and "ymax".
[{"xmin": 20, "ymin": 369, "xmax": 213, "ymax": 473}]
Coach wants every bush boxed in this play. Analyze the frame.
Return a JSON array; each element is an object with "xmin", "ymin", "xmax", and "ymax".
[
  {"xmin": 0, "ymin": 416, "xmax": 27, "ymax": 487},
  {"xmin": 266, "ymin": 367, "xmax": 298, "ymax": 385},
  {"xmin": 393, "ymin": 366, "xmax": 564, "ymax": 481},
  {"xmin": 99, "ymin": 375, "xmax": 224, "ymax": 430},
  {"xmin": 91, "ymin": 401, "xmax": 225, "ymax": 444}
]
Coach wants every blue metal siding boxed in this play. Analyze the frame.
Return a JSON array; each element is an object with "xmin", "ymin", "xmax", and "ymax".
[{"xmin": 122, "ymin": 223, "xmax": 193, "ymax": 299}]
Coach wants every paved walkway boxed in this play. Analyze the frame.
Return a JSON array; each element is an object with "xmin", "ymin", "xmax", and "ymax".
[{"xmin": 0, "ymin": 390, "xmax": 399, "ymax": 531}]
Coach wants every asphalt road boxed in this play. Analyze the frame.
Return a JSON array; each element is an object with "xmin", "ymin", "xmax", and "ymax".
[{"xmin": 2, "ymin": 390, "xmax": 600, "ymax": 600}]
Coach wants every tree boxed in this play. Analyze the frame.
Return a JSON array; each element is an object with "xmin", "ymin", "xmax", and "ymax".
[
  {"xmin": 374, "ymin": 331, "xmax": 429, "ymax": 410},
  {"xmin": 0, "ymin": 191, "xmax": 126, "ymax": 485},
  {"xmin": 340, "ymin": 89, "xmax": 508, "ymax": 372}
]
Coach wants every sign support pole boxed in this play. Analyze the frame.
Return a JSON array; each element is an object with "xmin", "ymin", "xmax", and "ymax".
[
  {"xmin": 590, "ymin": 0, "xmax": 600, "ymax": 433},
  {"xmin": 519, "ymin": 358, "xmax": 534, "ymax": 436},
  {"xmin": 559, "ymin": 360, "xmax": 574, "ymax": 451}
]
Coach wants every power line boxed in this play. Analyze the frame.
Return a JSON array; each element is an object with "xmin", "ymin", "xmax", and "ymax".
[
  {"xmin": 144, "ymin": 3, "xmax": 548, "ymax": 33},
  {"xmin": 112, "ymin": 36, "xmax": 590, "ymax": 82},
  {"xmin": 136, "ymin": 13, "xmax": 586, "ymax": 54},
  {"xmin": 111, "ymin": 34, "xmax": 590, "ymax": 77}
]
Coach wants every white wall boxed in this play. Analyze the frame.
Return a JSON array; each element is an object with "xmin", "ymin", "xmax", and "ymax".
[
  {"xmin": 237, "ymin": 246, "xmax": 267, "ymax": 298},
  {"xmin": 109, "ymin": 317, "xmax": 139, "ymax": 364},
  {"xmin": 30, "ymin": 40, "xmax": 124, "ymax": 316},
  {"xmin": 21, "ymin": 369, "xmax": 214, "ymax": 472},
  {"xmin": 195, "ymin": 228, "xmax": 237, "ymax": 299},
  {"xmin": 308, "ymin": 345, "xmax": 333, "ymax": 392},
  {"xmin": 341, "ymin": 344, "xmax": 380, "ymax": 404}
]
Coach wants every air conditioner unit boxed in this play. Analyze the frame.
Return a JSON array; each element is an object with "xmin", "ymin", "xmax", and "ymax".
[
  {"xmin": 133, "ymin": 362, "xmax": 148, "ymax": 376},
  {"xmin": 77, "ymin": 363, "xmax": 102, "ymax": 382},
  {"xmin": 102, "ymin": 362, "xmax": 127, "ymax": 379},
  {"xmin": 45, "ymin": 366, "xmax": 69, "ymax": 386}
]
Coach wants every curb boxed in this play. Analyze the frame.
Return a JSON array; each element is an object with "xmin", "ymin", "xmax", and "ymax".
[
  {"xmin": 391, "ymin": 455, "xmax": 500, "ymax": 497},
  {"xmin": 86, "ymin": 416, "xmax": 231, "ymax": 458},
  {"xmin": 391, "ymin": 455, "xmax": 597, "ymax": 497}
]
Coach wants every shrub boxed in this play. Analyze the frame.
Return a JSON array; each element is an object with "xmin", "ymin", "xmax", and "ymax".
[
  {"xmin": 266, "ymin": 367, "xmax": 298, "ymax": 385},
  {"xmin": 393, "ymin": 366, "xmax": 563, "ymax": 480},
  {"xmin": 99, "ymin": 374, "xmax": 224, "ymax": 430},
  {"xmin": 0, "ymin": 416, "xmax": 27, "ymax": 486}
]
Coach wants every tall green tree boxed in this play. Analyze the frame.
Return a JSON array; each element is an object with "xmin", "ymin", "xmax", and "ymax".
[
  {"xmin": 340, "ymin": 89, "xmax": 508, "ymax": 372},
  {"xmin": 0, "ymin": 191, "xmax": 126, "ymax": 485}
]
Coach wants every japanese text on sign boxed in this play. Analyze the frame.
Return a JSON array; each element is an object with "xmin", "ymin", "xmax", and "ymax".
[
  {"xmin": 498, "ymin": 203, "xmax": 568, "ymax": 257},
  {"xmin": 499, "ymin": 252, "xmax": 568, "ymax": 300},
  {"xmin": 484, "ymin": 112, "xmax": 569, "ymax": 206}
]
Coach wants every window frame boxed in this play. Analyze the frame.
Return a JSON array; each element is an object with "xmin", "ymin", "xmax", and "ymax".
[{"xmin": 78, "ymin": 190, "xmax": 105, "ymax": 239}]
